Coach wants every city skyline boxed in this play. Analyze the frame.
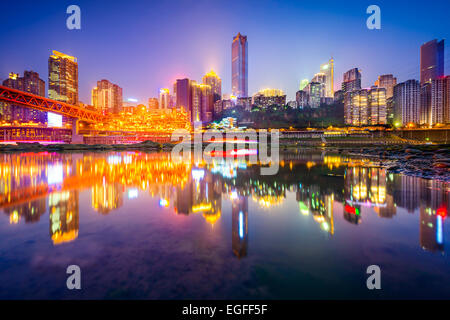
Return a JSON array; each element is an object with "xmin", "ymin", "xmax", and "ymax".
[{"xmin": 1, "ymin": 0, "xmax": 450, "ymax": 104}]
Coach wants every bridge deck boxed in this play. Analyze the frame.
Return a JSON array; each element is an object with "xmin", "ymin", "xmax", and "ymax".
[{"xmin": 0, "ymin": 85, "xmax": 104, "ymax": 123}]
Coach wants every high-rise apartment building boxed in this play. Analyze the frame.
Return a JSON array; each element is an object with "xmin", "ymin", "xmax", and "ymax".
[
  {"xmin": 420, "ymin": 39, "xmax": 444, "ymax": 85},
  {"xmin": 320, "ymin": 58, "xmax": 334, "ymax": 97},
  {"xmin": 191, "ymin": 81, "xmax": 213, "ymax": 123},
  {"xmin": 368, "ymin": 88, "xmax": 387, "ymax": 125},
  {"xmin": 342, "ymin": 68, "xmax": 362, "ymax": 93},
  {"xmin": 393, "ymin": 80, "xmax": 421, "ymax": 126},
  {"xmin": 202, "ymin": 70, "xmax": 222, "ymax": 102},
  {"xmin": 307, "ymin": 82, "xmax": 322, "ymax": 108},
  {"xmin": 344, "ymin": 90, "xmax": 368, "ymax": 126},
  {"xmin": 48, "ymin": 51, "xmax": 78, "ymax": 105},
  {"xmin": 344, "ymin": 88, "xmax": 387, "ymax": 126},
  {"xmin": 375, "ymin": 74, "xmax": 397, "ymax": 99},
  {"xmin": 91, "ymin": 79, "xmax": 123, "ymax": 114},
  {"xmin": 296, "ymin": 90, "xmax": 309, "ymax": 108},
  {"xmin": 231, "ymin": 33, "xmax": 248, "ymax": 98},
  {"xmin": 430, "ymin": 76, "xmax": 450, "ymax": 125},
  {"xmin": 2, "ymin": 71, "xmax": 45, "ymax": 97}
]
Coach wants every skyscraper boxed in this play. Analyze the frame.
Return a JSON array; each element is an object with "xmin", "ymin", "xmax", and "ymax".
[
  {"xmin": 191, "ymin": 81, "xmax": 213, "ymax": 123},
  {"xmin": 296, "ymin": 90, "xmax": 309, "ymax": 108},
  {"xmin": 393, "ymin": 80, "xmax": 421, "ymax": 126},
  {"xmin": 375, "ymin": 74, "xmax": 397, "ymax": 99},
  {"xmin": 91, "ymin": 80, "xmax": 123, "ymax": 114},
  {"xmin": 320, "ymin": 58, "xmax": 334, "ymax": 98},
  {"xmin": 159, "ymin": 88, "xmax": 170, "ymax": 109},
  {"xmin": 175, "ymin": 78, "xmax": 191, "ymax": 113},
  {"xmin": 420, "ymin": 39, "xmax": 444, "ymax": 85},
  {"xmin": 2, "ymin": 71, "xmax": 45, "ymax": 97},
  {"xmin": 231, "ymin": 33, "xmax": 248, "ymax": 98},
  {"xmin": 344, "ymin": 89, "xmax": 369, "ymax": 126},
  {"xmin": 430, "ymin": 76, "xmax": 450, "ymax": 125},
  {"xmin": 202, "ymin": 70, "xmax": 222, "ymax": 102},
  {"xmin": 368, "ymin": 88, "xmax": 387, "ymax": 125},
  {"xmin": 48, "ymin": 50, "xmax": 78, "ymax": 105},
  {"xmin": 342, "ymin": 68, "xmax": 361, "ymax": 93}
]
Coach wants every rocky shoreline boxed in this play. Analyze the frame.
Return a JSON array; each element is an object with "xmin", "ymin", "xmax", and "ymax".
[{"xmin": 338, "ymin": 144, "xmax": 450, "ymax": 182}]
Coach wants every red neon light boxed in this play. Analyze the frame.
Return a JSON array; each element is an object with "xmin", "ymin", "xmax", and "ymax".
[
  {"xmin": 437, "ymin": 206, "xmax": 447, "ymax": 218},
  {"xmin": 345, "ymin": 204, "xmax": 356, "ymax": 215}
]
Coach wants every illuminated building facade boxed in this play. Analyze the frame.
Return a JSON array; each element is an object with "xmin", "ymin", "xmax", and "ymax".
[
  {"xmin": 393, "ymin": 79, "xmax": 421, "ymax": 126},
  {"xmin": 159, "ymin": 88, "xmax": 170, "ymax": 110},
  {"xmin": 307, "ymin": 82, "xmax": 323, "ymax": 108},
  {"xmin": 420, "ymin": 39, "xmax": 444, "ymax": 85},
  {"xmin": 236, "ymin": 97, "xmax": 252, "ymax": 111},
  {"xmin": 312, "ymin": 73, "xmax": 327, "ymax": 97},
  {"xmin": 48, "ymin": 51, "xmax": 78, "ymax": 105},
  {"xmin": 148, "ymin": 97, "xmax": 159, "ymax": 109},
  {"xmin": 320, "ymin": 58, "xmax": 334, "ymax": 98},
  {"xmin": 375, "ymin": 74, "xmax": 397, "ymax": 99},
  {"xmin": 342, "ymin": 68, "xmax": 361, "ymax": 93},
  {"xmin": 231, "ymin": 33, "xmax": 248, "ymax": 98},
  {"xmin": 252, "ymin": 90, "xmax": 286, "ymax": 108},
  {"xmin": 92, "ymin": 79, "xmax": 123, "ymax": 115},
  {"xmin": 202, "ymin": 70, "xmax": 222, "ymax": 102},
  {"xmin": 430, "ymin": 76, "xmax": 450, "ymax": 125},
  {"xmin": 2, "ymin": 70, "xmax": 45, "ymax": 97},
  {"xmin": 191, "ymin": 81, "xmax": 213, "ymax": 123},
  {"xmin": 344, "ymin": 89, "xmax": 369, "ymax": 125},
  {"xmin": 296, "ymin": 90, "xmax": 309, "ymax": 108},
  {"xmin": 368, "ymin": 87, "xmax": 387, "ymax": 125}
]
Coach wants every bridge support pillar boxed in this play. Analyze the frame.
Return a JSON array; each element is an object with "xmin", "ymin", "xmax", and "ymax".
[{"xmin": 71, "ymin": 118, "xmax": 84, "ymax": 144}]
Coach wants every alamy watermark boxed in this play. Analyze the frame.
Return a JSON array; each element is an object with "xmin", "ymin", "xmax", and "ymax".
[
  {"xmin": 366, "ymin": 265, "xmax": 381, "ymax": 290},
  {"xmin": 366, "ymin": 5, "xmax": 381, "ymax": 30},
  {"xmin": 66, "ymin": 265, "xmax": 81, "ymax": 290},
  {"xmin": 66, "ymin": 5, "xmax": 81, "ymax": 30},
  {"xmin": 171, "ymin": 126, "xmax": 280, "ymax": 176}
]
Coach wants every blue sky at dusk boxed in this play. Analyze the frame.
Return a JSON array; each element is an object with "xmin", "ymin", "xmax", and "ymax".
[{"xmin": 1, "ymin": 0, "xmax": 449, "ymax": 103}]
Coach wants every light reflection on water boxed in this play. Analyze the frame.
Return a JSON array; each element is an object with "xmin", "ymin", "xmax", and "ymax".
[{"xmin": 0, "ymin": 151, "xmax": 448, "ymax": 299}]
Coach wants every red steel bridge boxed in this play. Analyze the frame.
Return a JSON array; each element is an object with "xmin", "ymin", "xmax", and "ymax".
[{"xmin": 0, "ymin": 85, "xmax": 104, "ymax": 123}]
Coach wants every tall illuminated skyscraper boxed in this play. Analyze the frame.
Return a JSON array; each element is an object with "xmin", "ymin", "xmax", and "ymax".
[
  {"xmin": 231, "ymin": 33, "xmax": 248, "ymax": 98},
  {"xmin": 342, "ymin": 68, "xmax": 361, "ymax": 93},
  {"xmin": 375, "ymin": 74, "xmax": 397, "ymax": 99},
  {"xmin": 159, "ymin": 88, "xmax": 170, "ymax": 109},
  {"xmin": 48, "ymin": 51, "xmax": 78, "ymax": 105},
  {"xmin": 320, "ymin": 58, "xmax": 334, "ymax": 97},
  {"xmin": 202, "ymin": 70, "xmax": 222, "ymax": 101},
  {"xmin": 420, "ymin": 39, "xmax": 444, "ymax": 85}
]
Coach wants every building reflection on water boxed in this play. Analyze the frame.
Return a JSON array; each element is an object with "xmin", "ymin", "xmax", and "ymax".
[{"xmin": 0, "ymin": 151, "xmax": 448, "ymax": 255}]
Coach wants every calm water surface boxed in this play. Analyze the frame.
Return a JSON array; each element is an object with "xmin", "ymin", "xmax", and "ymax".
[{"xmin": 0, "ymin": 151, "xmax": 449, "ymax": 299}]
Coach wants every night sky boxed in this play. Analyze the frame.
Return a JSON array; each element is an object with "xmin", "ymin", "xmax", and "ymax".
[{"xmin": 1, "ymin": 0, "xmax": 449, "ymax": 103}]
